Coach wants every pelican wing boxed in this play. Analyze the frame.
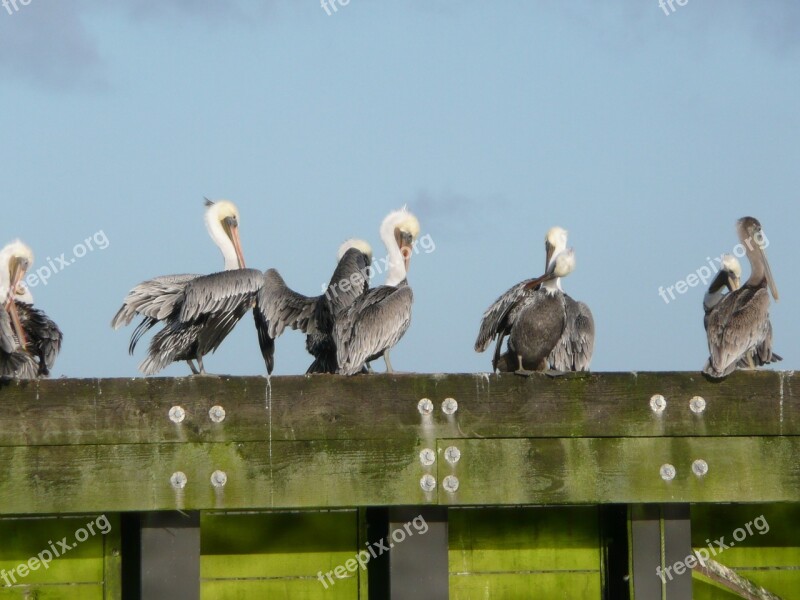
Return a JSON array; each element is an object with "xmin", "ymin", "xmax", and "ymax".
[
  {"xmin": 705, "ymin": 287, "xmax": 771, "ymax": 377},
  {"xmin": 179, "ymin": 269, "xmax": 264, "ymax": 323},
  {"xmin": 335, "ymin": 284, "xmax": 413, "ymax": 376},
  {"xmin": 111, "ymin": 274, "xmax": 199, "ymax": 328},
  {"xmin": 255, "ymin": 269, "xmax": 319, "ymax": 339},
  {"xmin": 17, "ymin": 302, "xmax": 63, "ymax": 376},
  {"xmin": 0, "ymin": 309, "xmax": 38, "ymax": 379},
  {"xmin": 325, "ymin": 248, "xmax": 371, "ymax": 314},
  {"xmin": 475, "ymin": 279, "xmax": 538, "ymax": 353},
  {"xmin": 550, "ymin": 296, "xmax": 595, "ymax": 371}
]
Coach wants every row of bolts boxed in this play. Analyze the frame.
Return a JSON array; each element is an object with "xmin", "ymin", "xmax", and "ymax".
[{"xmin": 163, "ymin": 394, "xmax": 711, "ymax": 492}]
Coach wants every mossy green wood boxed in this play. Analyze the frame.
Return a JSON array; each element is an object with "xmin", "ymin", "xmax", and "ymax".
[
  {"xmin": 0, "ymin": 440, "xmax": 432, "ymax": 514},
  {"xmin": 201, "ymin": 510, "xmax": 361, "ymax": 599},
  {"xmin": 0, "ymin": 514, "xmax": 119, "ymax": 599},
  {"xmin": 691, "ymin": 504, "xmax": 800, "ymax": 599},
  {"xmin": 0, "ymin": 371, "xmax": 796, "ymax": 448},
  {"xmin": 438, "ymin": 438, "xmax": 800, "ymax": 505},
  {"xmin": 449, "ymin": 507, "xmax": 602, "ymax": 599}
]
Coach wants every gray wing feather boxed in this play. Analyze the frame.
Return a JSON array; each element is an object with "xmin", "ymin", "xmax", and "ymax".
[
  {"xmin": 255, "ymin": 269, "xmax": 318, "ymax": 339},
  {"xmin": 550, "ymin": 298, "xmax": 594, "ymax": 371},
  {"xmin": 335, "ymin": 285, "xmax": 413, "ymax": 376},
  {"xmin": 179, "ymin": 269, "xmax": 264, "ymax": 323},
  {"xmin": 704, "ymin": 287, "xmax": 770, "ymax": 377},
  {"xmin": 475, "ymin": 279, "xmax": 538, "ymax": 353},
  {"xmin": 111, "ymin": 274, "xmax": 199, "ymax": 328}
]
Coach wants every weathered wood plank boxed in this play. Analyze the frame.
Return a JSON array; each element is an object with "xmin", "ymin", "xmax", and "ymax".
[
  {"xmin": 0, "ymin": 371, "xmax": 796, "ymax": 447},
  {"xmin": 0, "ymin": 440, "xmax": 431, "ymax": 514},
  {"xmin": 437, "ymin": 437, "xmax": 800, "ymax": 505}
]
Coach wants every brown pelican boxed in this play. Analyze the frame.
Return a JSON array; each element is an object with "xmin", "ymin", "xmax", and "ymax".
[
  {"xmin": 112, "ymin": 199, "xmax": 265, "ymax": 375},
  {"xmin": 253, "ymin": 239, "xmax": 373, "ymax": 374},
  {"xmin": 545, "ymin": 228, "xmax": 595, "ymax": 372},
  {"xmin": 703, "ymin": 252, "xmax": 780, "ymax": 370},
  {"xmin": 333, "ymin": 208, "xmax": 420, "ymax": 376},
  {"xmin": 704, "ymin": 217, "xmax": 779, "ymax": 378},
  {"xmin": 474, "ymin": 228, "xmax": 568, "ymax": 371},
  {"xmin": 1, "ymin": 241, "xmax": 62, "ymax": 378},
  {"xmin": 488, "ymin": 248, "xmax": 576, "ymax": 373}
]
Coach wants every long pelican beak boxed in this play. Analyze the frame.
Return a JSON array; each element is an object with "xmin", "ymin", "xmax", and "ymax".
[
  {"xmin": 544, "ymin": 241, "xmax": 555, "ymax": 271},
  {"xmin": 758, "ymin": 245, "xmax": 779, "ymax": 301},
  {"xmin": 5, "ymin": 257, "xmax": 29, "ymax": 348},
  {"xmin": 395, "ymin": 229, "xmax": 414, "ymax": 273},
  {"xmin": 223, "ymin": 218, "xmax": 246, "ymax": 269}
]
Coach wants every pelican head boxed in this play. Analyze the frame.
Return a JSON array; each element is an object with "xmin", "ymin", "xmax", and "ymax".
[
  {"xmin": 1, "ymin": 240, "xmax": 33, "ymax": 347},
  {"xmin": 381, "ymin": 207, "xmax": 420, "ymax": 276},
  {"xmin": 204, "ymin": 198, "xmax": 246, "ymax": 270},
  {"xmin": 545, "ymin": 226, "xmax": 568, "ymax": 271},
  {"xmin": 736, "ymin": 216, "xmax": 778, "ymax": 301},
  {"xmin": 524, "ymin": 247, "xmax": 575, "ymax": 293},
  {"xmin": 338, "ymin": 238, "xmax": 373, "ymax": 265}
]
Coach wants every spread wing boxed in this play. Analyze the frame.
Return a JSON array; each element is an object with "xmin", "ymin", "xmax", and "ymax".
[{"xmin": 475, "ymin": 279, "xmax": 538, "ymax": 353}]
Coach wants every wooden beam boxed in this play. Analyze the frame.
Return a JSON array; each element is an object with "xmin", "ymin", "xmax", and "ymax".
[{"xmin": 0, "ymin": 372, "xmax": 796, "ymax": 447}]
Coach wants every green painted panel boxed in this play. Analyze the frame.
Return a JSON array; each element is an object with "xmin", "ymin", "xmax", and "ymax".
[
  {"xmin": 440, "ymin": 438, "xmax": 800, "ymax": 505},
  {"xmin": 0, "ymin": 440, "xmax": 431, "ymax": 514},
  {"xmin": 200, "ymin": 578, "xmax": 358, "ymax": 600},
  {"xmin": 0, "ymin": 515, "xmax": 110, "ymax": 584},
  {"xmin": 450, "ymin": 573, "xmax": 602, "ymax": 599},
  {"xmin": 0, "ymin": 584, "xmax": 105, "ymax": 599},
  {"xmin": 201, "ymin": 510, "xmax": 358, "ymax": 579},
  {"xmin": 449, "ymin": 507, "xmax": 601, "ymax": 572},
  {"xmin": 1, "ymin": 371, "xmax": 797, "ymax": 448}
]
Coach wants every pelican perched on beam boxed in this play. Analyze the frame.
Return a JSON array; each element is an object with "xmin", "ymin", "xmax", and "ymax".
[
  {"xmin": 703, "ymin": 252, "xmax": 780, "ymax": 370},
  {"xmin": 545, "ymin": 228, "xmax": 594, "ymax": 372},
  {"xmin": 475, "ymin": 228, "xmax": 569, "ymax": 371},
  {"xmin": 112, "ymin": 199, "xmax": 265, "ymax": 375},
  {"xmin": 253, "ymin": 239, "xmax": 373, "ymax": 374},
  {"xmin": 333, "ymin": 208, "xmax": 420, "ymax": 376},
  {"xmin": 489, "ymin": 248, "xmax": 575, "ymax": 373},
  {"xmin": 704, "ymin": 217, "xmax": 780, "ymax": 378},
  {"xmin": 0, "ymin": 241, "xmax": 62, "ymax": 378}
]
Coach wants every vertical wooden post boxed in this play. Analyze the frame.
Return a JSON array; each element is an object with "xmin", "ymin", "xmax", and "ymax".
[
  {"xmin": 140, "ymin": 511, "xmax": 200, "ymax": 600},
  {"xmin": 630, "ymin": 504, "xmax": 663, "ymax": 599},
  {"xmin": 388, "ymin": 507, "xmax": 449, "ymax": 600},
  {"xmin": 662, "ymin": 504, "xmax": 692, "ymax": 598}
]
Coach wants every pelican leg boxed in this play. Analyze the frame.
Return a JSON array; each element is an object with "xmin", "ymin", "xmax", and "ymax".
[
  {"xmin": 514, "ymin": 354, "xmax": 534, "ymax": 377},
  {"xmin": 384, "ymin": 352, "xmax": 393, "ymax": 373},
  {"xmin": 187, "ymin": 360, "xmax": 200, "ymax": 375},
  {"xmin": 745, "ymin": 353, "xmax": 756, "ymax": 370},
  {"xmin": 197, "ymin": 356, "xmax": 206, "ymax": 375}
]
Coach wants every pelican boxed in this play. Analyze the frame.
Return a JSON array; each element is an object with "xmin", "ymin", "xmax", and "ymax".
[
  {"xmin": 112, "ymin": 199, "xmax": 265, "ymax": 375},
  {"xmin": 490, "ymin": 248, "xmax": 575, "ymax": 373},
  {"xmin": 704, "ymin": 217, "xmax": 779, "ymax": 378},
  {"xmin": 475, "ymin": 228, "xmax": 568, "ymax": 371},
  {"xmin": 1, "ymin": 241, "xmax": 62, "ymax": 378},
  {"xmin": 545, "ymin": 228, "xmax": 594, "ymax": 372},
  {"xmin": 333, "ymin": 208, "xmax": 420, "ymax": 376},
  {"xmin": 703, "ymin": 252, "xmax": 780, "ymax": 370},
  {"xmin": 253, "ymin": 239, "xmax": 373, "ymax": 374}
]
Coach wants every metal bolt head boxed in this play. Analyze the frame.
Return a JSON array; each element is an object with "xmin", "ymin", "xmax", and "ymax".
[
  {"xmin": 442, "ymin": 397, "xmax": 458, "ymax": 415},
  {"xmin": 170, "ymin": 471, "xmax": 187, "ymax": 489},
  {"xmin": 168, "ymin": 406, "xmax": 186, "ymax": 424},
  {"xmin": 417, "ymin": 398, "xmax": 434, "ymax": 416},
  {"xmin": 210, "ymin": 470, "xmax": 228, "ymax": 488},
  {"xmin": 650, "ymin": 395, "xmax": 666, "ymax": 414},
  {"xmin": 692, "ymin": 459, "xmax": 709, "ymax": 477},
  {"xmin": 419, "ymin": 448, "xmax": 436, "ymax": 466},
  {"xmin": 420, "ymin": 474, "xmax": 436, "ymax": 492},
  {"xmin": 689, "ymin": 396, "xmax": 706, "ymax": 414},
  {"xmin": 444, "ymin": 446, "xmax": 461, "ymax": 464},
  {"xmin": 660, "ymin": 464, "xmax": 676, "ymax": 481},
  {"xmin": 442, "ymin": 475, "xmax": 460, "ymax": 493},
  {"xmin": 209, "ymin": 405, "xmax": 226, "ymax": 423}
]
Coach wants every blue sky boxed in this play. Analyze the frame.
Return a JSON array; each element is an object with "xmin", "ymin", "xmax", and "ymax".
[{"xmin": 1, "ymin": 1, "xmax": 798, "ymax": 378}]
